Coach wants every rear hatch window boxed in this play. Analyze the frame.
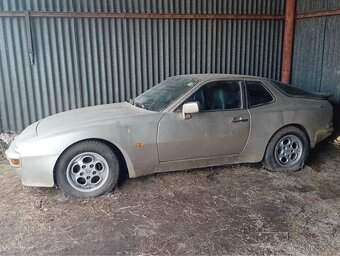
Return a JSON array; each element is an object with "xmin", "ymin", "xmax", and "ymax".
[{"xmin": 270, "ymin": 80, "xmax": 332, "ymax": 100}]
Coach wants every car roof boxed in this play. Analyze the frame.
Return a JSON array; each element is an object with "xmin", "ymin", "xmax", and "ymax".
[{"xmin": 169, "ymin": 74, "xmax": 269, "ymax": 82}]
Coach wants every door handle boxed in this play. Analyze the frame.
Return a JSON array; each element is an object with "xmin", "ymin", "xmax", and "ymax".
[{"xmin": 232, "ymin": 117, "xmax": 248, "ymax": 123}]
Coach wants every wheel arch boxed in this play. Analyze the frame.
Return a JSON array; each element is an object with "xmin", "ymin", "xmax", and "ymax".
[
  {"xmin": 53, "ymin": 138, "xmax": 133, "ymax": 186},
  {"xmin": 280, "ymin": 123, "xmax": 311, "ymax": 147}
]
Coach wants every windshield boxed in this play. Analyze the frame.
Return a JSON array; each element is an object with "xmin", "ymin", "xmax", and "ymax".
[{"xmin": 134, "ymin": 77, "xmax": 197, "ymax": 112}]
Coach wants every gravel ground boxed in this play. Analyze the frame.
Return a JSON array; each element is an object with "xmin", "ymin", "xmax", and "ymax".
[{"xmin": 0, "ymin": 135, "xmax": 339, "ymax": 255}]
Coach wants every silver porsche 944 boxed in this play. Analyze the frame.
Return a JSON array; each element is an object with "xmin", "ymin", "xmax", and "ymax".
[{"xmin": 6, "ymin": 74, "xmax": 333, "ymax": 197}]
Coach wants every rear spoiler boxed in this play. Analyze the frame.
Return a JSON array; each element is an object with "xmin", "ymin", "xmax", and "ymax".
[{"xmin": 307, "ymin": 92, "xmax": 333, "ymax": 100}]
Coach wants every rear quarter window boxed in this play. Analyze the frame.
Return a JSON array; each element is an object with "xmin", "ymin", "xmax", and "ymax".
[{"xmin": 246, "ymin": 81, "xmax": 274, "ymax": 107}]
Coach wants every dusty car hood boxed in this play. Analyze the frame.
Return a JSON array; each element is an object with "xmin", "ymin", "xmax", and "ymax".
[{"xmin": 37, "ymin": 102, "xmax": 149, "ymax": 136}]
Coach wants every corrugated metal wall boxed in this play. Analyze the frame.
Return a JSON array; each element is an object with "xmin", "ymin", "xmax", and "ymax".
[
  {"xmin": 0, "ymin": 0, "xmax": 285, "ymax": 132},
  {"xmin": 292, "ymin": 0, "xmax": 340, "ymax": 103}
]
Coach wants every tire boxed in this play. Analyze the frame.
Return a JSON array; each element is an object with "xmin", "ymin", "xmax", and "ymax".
[
  {"xmin": 263, "ymin": 126, "xmax": 309, "ymax": 172},
  {"xmin": 55, "ymin": 140, "xmax": 119, "ymax": 198}
]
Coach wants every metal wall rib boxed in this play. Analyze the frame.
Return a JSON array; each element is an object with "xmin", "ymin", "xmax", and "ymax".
[
  {"xmin": 0, "ymin": 0, "xmax": 285, "ymax": 132},
  {"xmin": 292, "ymin": 0, "xmax": 340, "ymax": 103}
]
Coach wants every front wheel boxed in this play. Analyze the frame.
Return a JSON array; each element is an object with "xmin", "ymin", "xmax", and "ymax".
[
  {"xmin": 263, "ymin": 126, "xmax": 309, "ymax": 172},
  {"xmin": 55, "ymin": 141, "xmax": 119, "ymax": 198}
]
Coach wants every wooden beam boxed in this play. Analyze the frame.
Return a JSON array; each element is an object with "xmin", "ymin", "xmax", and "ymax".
[
  {"xmin": 0, "ymin": 11, "xmax": 284, "ymax": 20},
  {"xmin": 281, "ymin": 0, "xmax": 296, "ymax": 84},
  {"xmin": 297, "ymin": 9, "xmax": 340, "ymax": 19}
]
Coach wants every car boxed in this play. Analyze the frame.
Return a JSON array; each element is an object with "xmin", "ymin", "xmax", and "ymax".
[{"xmin": 5, "ymin": 74, "xmax": 334, "ymax": 197}]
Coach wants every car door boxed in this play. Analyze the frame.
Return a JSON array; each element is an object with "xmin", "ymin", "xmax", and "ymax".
[{"xmin": 157, "ymin": 80, "xmax": 250, "ymax": 162}]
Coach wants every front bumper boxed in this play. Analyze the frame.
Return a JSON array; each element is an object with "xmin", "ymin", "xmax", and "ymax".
[{"xmin": 5, "ymin": 143, "xmax": 58, "ymax": 187}]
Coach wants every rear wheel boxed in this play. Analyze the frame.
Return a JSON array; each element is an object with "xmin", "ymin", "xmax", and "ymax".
[
  {"xmin": 263, "ymin": 126, "xmax": 309, "ymax": 172},
  {"xmin": 55, "ymin": 141, "xmax": 119, "ymax": 198}
]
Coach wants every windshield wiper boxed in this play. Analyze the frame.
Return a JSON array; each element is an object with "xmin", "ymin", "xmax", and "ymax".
[
  {"xmin": 129, "ymin": 99, "xmax": 147, "ymax": 110},
  {"xmin": 135, "ymin": 101, "xmax": 147, "ymax": 110}
]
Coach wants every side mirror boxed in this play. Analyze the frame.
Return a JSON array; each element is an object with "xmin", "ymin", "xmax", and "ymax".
[{"xmin": 182, "ymin": 102, "xmax": 199, "ymax": 120}]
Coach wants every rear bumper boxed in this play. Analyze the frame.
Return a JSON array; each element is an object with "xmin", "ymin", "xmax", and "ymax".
[
  {"xmin": 314, "ymin": 127, "xmax": 334, "ymax": 145},
  {"xmin": 5, "ymin": 143, "xmax": 57, "ymax": 187}
]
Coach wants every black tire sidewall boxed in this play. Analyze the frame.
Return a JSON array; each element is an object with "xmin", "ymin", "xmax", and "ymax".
[
  {"xmin": 55, "ymin": 141, "xmax": 119, "ymax": 198},
  {"xmin": 264, "ymin": 127, "xmax": 309, "ymax": 172}
]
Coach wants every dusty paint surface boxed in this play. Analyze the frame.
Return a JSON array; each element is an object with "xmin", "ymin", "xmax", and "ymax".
[{"xmin": 0, "ymin": 139, "xmax": 339, "ymax": 255}]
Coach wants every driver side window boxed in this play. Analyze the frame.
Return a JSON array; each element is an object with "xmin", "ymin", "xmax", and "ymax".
[{"xmin": 187, "ymin": 80, "xmax": 242, "ymax": 111}]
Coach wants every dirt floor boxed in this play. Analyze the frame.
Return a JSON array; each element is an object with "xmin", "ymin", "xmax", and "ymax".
[{"xmin": 0, "ymin": 136, "xmax": 339, "ymax": 255}]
